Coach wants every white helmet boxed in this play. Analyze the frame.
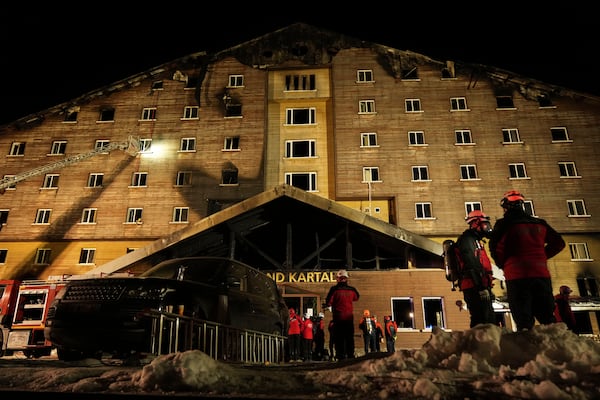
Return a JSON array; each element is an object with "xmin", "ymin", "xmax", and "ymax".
[{"xmin": 336, "ymin": 269, "xmax": 349, "ymax": 279}]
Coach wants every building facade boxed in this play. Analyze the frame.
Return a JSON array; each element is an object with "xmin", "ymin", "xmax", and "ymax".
[{"xmin": 0, "ymin": 24, "xmax": 599, "ymax": 348}]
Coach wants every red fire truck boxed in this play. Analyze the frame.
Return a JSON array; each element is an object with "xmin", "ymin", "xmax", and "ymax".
[{"xmin": 0, "ymin": 278, "xmax": 68, "ymax": 358}]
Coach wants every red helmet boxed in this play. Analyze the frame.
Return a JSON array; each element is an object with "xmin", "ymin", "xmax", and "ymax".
[
  {"xmin": 500, "ymin": 190, "xmax": 525, "ymax": 209},
  {"xmin": 465, "ymin": 210, "xmax": 490, "ymax": 225}
]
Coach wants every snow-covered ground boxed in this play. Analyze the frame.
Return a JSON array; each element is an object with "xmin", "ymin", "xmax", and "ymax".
[{"xmin": 1, "ymin": 323, "xmax": 598, "ymax": 399}]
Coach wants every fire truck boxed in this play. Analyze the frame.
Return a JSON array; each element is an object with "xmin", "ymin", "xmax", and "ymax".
[
  {"xmin": 0, "ymin": 278, "xmax": 67, "ymax": 358},
  {"xmin": 0, "ymin": 273, "xmax": 134, "ymax": 358}
]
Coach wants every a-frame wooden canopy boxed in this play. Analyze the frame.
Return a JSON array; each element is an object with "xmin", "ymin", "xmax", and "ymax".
[{"xmin": 89, "ymin": 185, "xmax": 443, "ymax": 276}]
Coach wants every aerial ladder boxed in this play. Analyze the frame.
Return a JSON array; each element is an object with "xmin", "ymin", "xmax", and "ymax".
[{"xmin": 0, "ymin": 135, "xmax": 140, "ymax": 192}]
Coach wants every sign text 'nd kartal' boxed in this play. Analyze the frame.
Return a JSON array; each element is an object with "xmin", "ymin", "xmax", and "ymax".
[{"xmin": 266, "ymin": 271, "xmax": 338, "ymax": 283}]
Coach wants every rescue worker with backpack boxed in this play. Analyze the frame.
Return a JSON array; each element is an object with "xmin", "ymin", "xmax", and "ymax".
[{"xmin": 450, "ymin": 210, "xmax": 497, "ymax": 327}]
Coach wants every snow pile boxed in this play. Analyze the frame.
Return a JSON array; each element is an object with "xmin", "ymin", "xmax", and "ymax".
[
  {"xmin": 1, "ymin": 323, "xmax": 599, "ymax": 399},
  {"xmin": 307, "ymin": 323, "xmax": 600, "ymax": 399}
]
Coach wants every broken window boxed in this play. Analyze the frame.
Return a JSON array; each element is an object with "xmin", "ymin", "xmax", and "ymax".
[
  {"xmin": 64, "ymin": 110, "xmax": 78, "ymax": 122},
  {"xmin": 402, "ymin": 67, "xmax": 419, "ymax": 80},
  {"xmin": 550, "ymin": 127, "xmax": 570, "ymax": 142},
  {"xmin": 185, "ymin": 76, "xmax": 199, "ymax": 89},
  {"xmin": 98, "ymin": 107, "xmax": 115, "ymax": 122},
  {"xmin": 221, "ymin": 168, "xmax": 238, "ymax": 185},
  {"xmin": 151, "ymin": 81, "xmax": 163, "ymax": 90},
  {"xmin": 538, "ymin": 94, "xmax": 554, "ymax": 107},
  {"xmin": 225, "ymin": 103, "xmax": 242, "ymax": 117},
  {"xmin": 285, "ymin": 74, "xmax": 316, "ymax": 90},
  {"xmin": 496, "ymin": 96, "xmax": 515, "ymax": 109},
  {"xmin": 0, "ymin": 209, "xmax": 9, "ymax": 225}
]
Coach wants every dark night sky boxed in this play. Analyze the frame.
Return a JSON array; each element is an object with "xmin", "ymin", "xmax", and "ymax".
[{"xmin": 0, "ymin": 5, "xmax": 596, "ymax": 125}]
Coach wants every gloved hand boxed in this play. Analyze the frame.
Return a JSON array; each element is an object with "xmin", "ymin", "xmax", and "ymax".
[{"xmin": 478, "ymin": 289, "xmax": 490, "ymax": 301}]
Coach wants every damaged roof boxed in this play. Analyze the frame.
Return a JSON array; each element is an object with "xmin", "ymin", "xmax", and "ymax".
[
  {"xmin": 4, "ymin": 23, "xmax": 598, "ymax": 130},
  {"xmin": 88, "ymin": 185, "xmax": 444, "ymax": 275}
]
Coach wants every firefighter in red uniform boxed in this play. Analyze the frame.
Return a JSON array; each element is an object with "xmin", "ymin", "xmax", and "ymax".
[
  {"xmin": 490, "ymin": 190, "xmax": 565, "ymax": 331},
  {"xmin": 456, "ymin": 210, "xmax": 496, "ymax": 327},
  {"xmin": 554, "ymin": 285, "xmax": 577, "ymax": 332},
  {"xmin": 325, "ymin": 269, "xmax": 360, "ymax": 360},
  {"xmin": 301, "ymin": 313, "xmax": 314, "ymax": 361},
  {"xmin": 287, "ymin": 307, "xmax": 303, "ymax": 361}
]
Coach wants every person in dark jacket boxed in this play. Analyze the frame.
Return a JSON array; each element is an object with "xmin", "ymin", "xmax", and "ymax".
[
  {"xmin": 456, "ymin": 210, "xmax": 496, "ymax": 327},
  {"xmin": 554, "ymin": 285, "xmax": 577, "ymax": 332},
  {"xmin": 358, "ymin": 309, "xmax": 377, "ymax": 354},
  {"xmin": 325, "ymin": 269, "xmax": 360, "ymax": 360},
  {"xmin": 312, "ymin": 312, "xmax": 326, "ymax": 361},
  {"xmin": 489, "ymin": 190, "xmax": 566, "ymax": 331}
]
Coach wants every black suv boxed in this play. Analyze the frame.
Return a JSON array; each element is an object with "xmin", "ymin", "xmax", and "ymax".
[{"xmin": 44, "ymin": 257, "xmax": 288, "ymax": 359}]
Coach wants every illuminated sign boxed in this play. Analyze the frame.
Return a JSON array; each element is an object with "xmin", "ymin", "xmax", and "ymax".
[{"xmin": 266, "ymin": 271, "xmax": 338, "ymax": 283}]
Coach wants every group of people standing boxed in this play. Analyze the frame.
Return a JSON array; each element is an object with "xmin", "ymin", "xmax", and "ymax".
[
  {"xmin": 358, "ymin": 310, "xmax": 398, "ymax": 355},
  {"xmin": 455, "ymin": 190, "xmax": 572, "ymax": 332},
  {"xmin": 287, "ymin": 307, "xmax": 326, "ymax": 362},
  {"xmin": 324, "ymin": 269, "xmax": 398, "ymax": 360},
  {"xmin": 290, "ymin": 188, "xmax": 572, "ymax": 362}
]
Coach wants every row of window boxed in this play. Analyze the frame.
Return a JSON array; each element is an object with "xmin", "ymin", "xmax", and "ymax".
[
  {"xmin": 6, "ymin": 125, "xmax": 571, "ymax": 159},
  {"xmin": 0, "ymin": 194, "xmax": 589, "ymax": 237},
  {"xmin": 7, "ymin": 136, "xmax": 241, "ymax": 157},
  {"xmin": 0, "ymin": 246, "xmax": 135, "ymax": 266},
  {"xmin": 60, "ymin": 96, "xmax": 526, "ymax": 127},
  {"xmin": 355, "ymin": 68, "xmax": 553, "ymax": 107},
  {"xmin": 360, "ymin": 127, "xmax": 571, "ymax": 147},
  {"xmin": 361, "ymin": 161, "xmax": 580, "ymax": 183},
  {"xmin": 0, "ymin": 206, "xmax": 190, "ymax": 226},
  {"xmin": 412, "ymin": 199, "xmax": 590, "ymax": 219},
  {"xmin": 59, "ymin": 62, "xmax": 554, "ymax": 125},
  {"xmin": 2, "ymin": 167, "xmax": 240, "ymax": 191},
  {"xmin": 1, "ymin": 159, "xmax": 588, "ymax": 213},
  {"xmin": 407, "ymin": 161, "xmax": 581, "ymax": 181},
  {"xmin": 62, "ymin": 72, "xmax": 320, "ymax": 124}
]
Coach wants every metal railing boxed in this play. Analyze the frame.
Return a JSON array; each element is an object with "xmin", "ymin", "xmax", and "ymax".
[{"xmin": 146, "ymin": 310, "xmax": 287, "ymax": 364}]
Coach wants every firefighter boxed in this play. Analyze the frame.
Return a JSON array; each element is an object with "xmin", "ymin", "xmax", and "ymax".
[{"xmin": 456, "ymin": 210, "xmax": 496, "ymax": 327}]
